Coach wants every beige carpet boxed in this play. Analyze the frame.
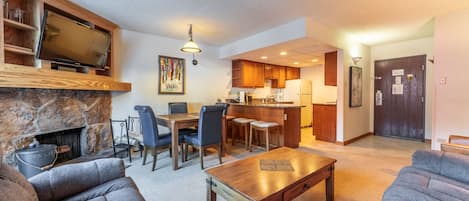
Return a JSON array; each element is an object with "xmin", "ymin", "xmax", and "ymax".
[{"xmin": 125, "ymin": 128, "xmax": 430, "ymax": 201}]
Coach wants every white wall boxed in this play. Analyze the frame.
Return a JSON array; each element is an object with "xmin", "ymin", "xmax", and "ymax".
[
  {"xmin": 432, "ymin": 9, "xmax": 469, "ymax": 149},
  {"xmin": 301, "ymin": 18, "xmax": 372, "ymax": 142},
  {"xmin": 300, "ymin": 65, "xmax": 337, "ymax": 103},
  {"xmin": 370, "ymin": 37, "xmax": 434, "ymax": 139},
  {"xmin": 112, "ymin": 29, "xmax": 231, "ymax": 119}
]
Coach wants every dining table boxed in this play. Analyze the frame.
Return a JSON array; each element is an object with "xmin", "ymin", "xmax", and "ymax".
[{"xmin": 156, "ymin": 113, "xmax": 228, "ymax": 170}]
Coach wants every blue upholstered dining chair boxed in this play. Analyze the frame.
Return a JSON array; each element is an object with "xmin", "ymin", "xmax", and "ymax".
[
  {"xmin": 183, "ymin": 105, "xmax": 225, "ymax": 169},
  {"xmin": 215, "ymin": 102, "xmax": 230, "ymax": 116},
  {"xmin": 134, "ymin": 105, "xmax": 184, "ymax": 171},
  {"xmin": 168, "ymin": 102, "xmax": 188, "ymax": 114},
  {"xmin": 168, "ymin": 102, "xmax": 198, "ymax": 136}
]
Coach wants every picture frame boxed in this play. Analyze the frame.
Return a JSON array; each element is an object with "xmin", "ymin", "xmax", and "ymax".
[
  {"xmin": 158, "ymin": 55, "xmax": 185, "ymax": 94},
  {"xmin": 349, "ymin": 66, "xmax": 363, "ymax": 107}
]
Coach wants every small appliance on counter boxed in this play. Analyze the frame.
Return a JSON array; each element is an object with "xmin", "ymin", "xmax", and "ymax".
[{"xmin": 239, "ymin": 91, "xmax": 245, "ymax": 103}]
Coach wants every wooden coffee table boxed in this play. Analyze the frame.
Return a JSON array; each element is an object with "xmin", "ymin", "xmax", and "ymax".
[{"xmin": 205, "ymin": 147, "xmax": 337, "ymax": 201}]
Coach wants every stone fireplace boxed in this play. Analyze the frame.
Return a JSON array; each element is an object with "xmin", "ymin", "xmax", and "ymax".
[{"xmin": 0, "ymin": 88, "xmax": 112, "ymax": 164}]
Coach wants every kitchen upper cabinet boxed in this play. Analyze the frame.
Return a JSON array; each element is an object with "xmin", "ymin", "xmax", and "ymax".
[
  {"xmin": 313, "ymin": 104, "xmax": 336, "ymax": 143},
  {"xmin": 264, "ymin": 64, "xmax": 275, "ymax": 80},
  {"xmin": 324, "ymin": 51, "xmax": 338, "ymax": 86},
  {"xmin": 232, "ymin": 60, "xmax": 264, "ymax": 88},
  {"xmin": 286, "ymin": 67, "xmax": 300, "ymax": 80},
  {"xmin": 271, "ymin": 66, "xmax": 286, "ymax": 88}
]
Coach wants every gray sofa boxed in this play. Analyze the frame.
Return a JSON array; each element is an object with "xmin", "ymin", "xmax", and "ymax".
[
  {"xmin": 383, "ymin": 150, "xmax": 469, "ymax": 201},
  {"xmin": 0, "ymin": 154, "xmax": 145, "ymax": 201}
]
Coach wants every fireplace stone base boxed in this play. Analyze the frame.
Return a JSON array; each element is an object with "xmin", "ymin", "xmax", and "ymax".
[{"xmin": 0, "ymin": 88, "xmax": 112, "ymax": 164}]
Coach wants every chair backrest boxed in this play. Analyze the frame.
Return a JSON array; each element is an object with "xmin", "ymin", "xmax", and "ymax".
[
  {"xmin": 134, "ymin": 105, "xmax": 159, "ymax": 147},
  {"xmin": 197, "ymin": 105, "xmax": 225, "ymax": 146},
  {"xmin": 168, "ymin": 102, "xmax": 188, "ymax": 114},
  {"xmin": 215, "ymin": 102, "xmax": 230, "ymax": 116}
]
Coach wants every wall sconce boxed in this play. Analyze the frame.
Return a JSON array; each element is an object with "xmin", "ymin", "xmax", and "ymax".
[
  {"xmin": 352, "ymin": 57, "xmax": 362, "ymax": 65},
  {"xmin": 181, "ymin": 24, "xmax": 201, "ymax": 65}
]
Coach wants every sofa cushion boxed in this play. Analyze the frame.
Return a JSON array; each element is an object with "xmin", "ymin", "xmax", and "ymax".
[
  {"xmin": 383, "ymin": 185, "xmax": 442, "ymax": 201},
  {"xmin": 384, "ymin": 166, "xmax": 469, "ymax": 201},
  {"xmin": 0, "ymin": 179, "xmax": 39, "ymax": 201},
  {"xmin": 29, "ymin": 158, "xmax": 125, "ymax": 201},
  {"xmin": 63, "ymin": 177, "xmax": 144, "ymax": 201},
  {"xmin": 412, "ymin": 150, "xmax": 469, "ymax": 185},
  {"xmin": 0, "ymin": 163, "xmax": 39, "ymax": 201}
]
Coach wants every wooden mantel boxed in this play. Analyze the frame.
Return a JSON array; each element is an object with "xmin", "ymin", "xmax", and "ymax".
[{"xmin": 0, "ymin": 64, "xmax": 131, "ymax": 91}]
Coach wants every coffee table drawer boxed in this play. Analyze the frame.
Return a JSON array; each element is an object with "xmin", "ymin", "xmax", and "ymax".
[
  {"xmin": 283, "ymin": 169, "xmax": 330, "ymax": 200},
  {"xmin": 211, "ymin": 178, "xmax": 251, "ymax": 201}
]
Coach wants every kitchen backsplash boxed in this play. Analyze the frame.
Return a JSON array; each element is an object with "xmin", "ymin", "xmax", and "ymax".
[{"xmin": 229, "ymin": 80, "xmax": 284, "ymax": 100}]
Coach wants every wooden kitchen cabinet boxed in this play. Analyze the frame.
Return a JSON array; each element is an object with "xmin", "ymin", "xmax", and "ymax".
[
  {"xmin": 324, "ymin": 51, "xmax": 337, "ymax": 86},
  {"xmin": 271, "ymin": 66, "xmax": 286, "ymax": 88},
  {"xmin": 313, "ymin": 104, "xmax": 336, "ymax": 143},
  {"xmin": 264, "ymin": 64, "xmax": 275, "ymax": 79},
  {"xmin": 286, "ymin": 67, "xmax": 300, "ymax": 80},
  {"xmin": 232, "ymin": 60, "xmax": 265, "ymax": 88}
]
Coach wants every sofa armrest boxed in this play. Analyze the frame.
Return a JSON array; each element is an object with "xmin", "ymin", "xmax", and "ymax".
[
  {"xmin": 28, "ymin": 158, "xmax": 125, "ymax": 201},
  {"xmin": 412, "ymin": 150, "xmax": 444, "ymax": 174}
]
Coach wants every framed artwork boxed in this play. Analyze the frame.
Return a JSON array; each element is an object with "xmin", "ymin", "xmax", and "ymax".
[
  {"xmin": 349, "ymin": 66, "xmax": 363, "ymax": 107},
  {"xmin": 158, "ymin": 55, "xmax": 185, "ymax": 94}
]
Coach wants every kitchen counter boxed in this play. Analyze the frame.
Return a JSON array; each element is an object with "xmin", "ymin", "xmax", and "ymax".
[
  {"xmin": 228, "ymin": 104, "xmax": 301, "ymax": 148},
  {"xmin": 312, "ymin": 102, "xmax": 337, "ymax": 106},
  {"xmin": 228, "ymin": 103, "xmax": 304, "ymax": 108}
]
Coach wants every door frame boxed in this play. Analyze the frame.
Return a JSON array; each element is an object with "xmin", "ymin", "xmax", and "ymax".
[{"xmin": 373, "ymin": 55, "xmax": 427, "ymax": 141}]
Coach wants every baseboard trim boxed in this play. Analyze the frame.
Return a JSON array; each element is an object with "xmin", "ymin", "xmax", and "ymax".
[{"xmin": 336, "ymin": 132, "xmax": 374, "ymax": 146}]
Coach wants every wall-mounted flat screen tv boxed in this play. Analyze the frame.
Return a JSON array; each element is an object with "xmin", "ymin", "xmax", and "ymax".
[{"xmin": 37, "ymin": 9, "xmax": 111, "ymax": 68}]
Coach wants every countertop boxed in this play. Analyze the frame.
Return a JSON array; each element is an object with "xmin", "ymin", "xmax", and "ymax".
[
  {"xmin": 228, "ymin": 103, "xmax": 304, "ymax": 108},
  {"xmin": 312, "ymin": 102, "xmax": 337, "ymax": 106}
]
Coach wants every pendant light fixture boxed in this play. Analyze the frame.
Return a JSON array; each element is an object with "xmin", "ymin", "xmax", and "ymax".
[{"xmin": 181, "ymin": 24, "xmax": 201, "ymax": 65}]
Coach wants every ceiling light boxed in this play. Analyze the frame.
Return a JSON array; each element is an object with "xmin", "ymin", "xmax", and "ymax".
[
  {"xmin": 260, "ymin": 56, "xmax": 268, "ymax": 59},
  {"xmin": 293, "ymin": 62, "xmax": 299, "ymax": 65},
  {"xmin": 280, "ymin": 51, "xmax": 287, "ymax": 56},
  {"xmin": 311, "ymin": 59, "xmax": 319, "ymax": 62},
  {"xmin": 181, "ymin": 24, "xmax": 201, "ymax": 65}
]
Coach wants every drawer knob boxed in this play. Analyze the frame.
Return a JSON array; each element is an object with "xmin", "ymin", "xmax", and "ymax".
[{"xmin": 303, "ymin": 183, "xmax": 311, "ymax": 190}]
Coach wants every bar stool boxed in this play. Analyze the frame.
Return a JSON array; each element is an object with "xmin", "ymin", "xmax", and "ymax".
[
  {"xmin": 232, "ymin": 118, "xmax": 256, "ymax": 149},
  {"xmin": 249, "ymin": 121, "xmax": 280, "ymax": 151}
]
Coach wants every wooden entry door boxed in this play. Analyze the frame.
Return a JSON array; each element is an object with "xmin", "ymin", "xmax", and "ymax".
[{"xmin": 374, "ymin": 55, "xmax": 426, "ymax": 141}]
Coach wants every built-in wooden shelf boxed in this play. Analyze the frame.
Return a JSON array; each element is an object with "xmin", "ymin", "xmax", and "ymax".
[
  {"xmin": 3, "ymin": 19, "xmax": 37, "ymax": 31},
  {"xmin": 0, "ymin": 0, "xmax": 131, "ymax": 92},
  {"xmin": 4, "ymin": 44, "xmax": 35, "ymax": 56},
  {"xmin": 0, "ymin": 64, "xmax": 131, "ymax": 91}
]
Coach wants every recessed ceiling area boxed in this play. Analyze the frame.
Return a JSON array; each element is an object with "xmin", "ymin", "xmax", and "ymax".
[
  {"xmin": 71, "ymin": 0, "xmax": 469, "ymax": 46},
  {"xmin": 231, "ymin": 38, "xmax": 337, "ymax": 67}
]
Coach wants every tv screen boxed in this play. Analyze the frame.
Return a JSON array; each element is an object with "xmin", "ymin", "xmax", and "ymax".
[{"xmin": 37, "ymin": 10, "xmax": 111, "ymax": 68}]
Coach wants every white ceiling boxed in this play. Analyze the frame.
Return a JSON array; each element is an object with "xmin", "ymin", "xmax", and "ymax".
[
  {"xmin": 232, "ymin": 38, "xmax": 337, "ymax": 67},
  {"xmin": 72, "ymin": 0, "xmax": 469, "ymax": 46}
]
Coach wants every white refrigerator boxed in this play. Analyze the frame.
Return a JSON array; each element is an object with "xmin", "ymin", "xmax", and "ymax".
[{"xmin": 284, "ymin": 79, "xmax": 312, "ymax": 127}]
